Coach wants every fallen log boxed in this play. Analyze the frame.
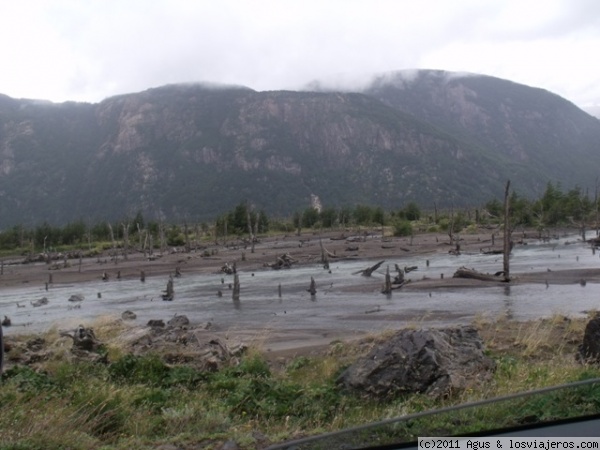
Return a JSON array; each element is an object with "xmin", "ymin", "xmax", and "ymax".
[
  {"xmin": 353, "ymin": 260, "xmax": 385, "ymax": 277},
  {"xmin": 267, "ymin": 253, "xmax": 296, "ymax": 270},
  {"xmin": 453, "ymin": 267, "xmax": 505, "ymax": 282}
]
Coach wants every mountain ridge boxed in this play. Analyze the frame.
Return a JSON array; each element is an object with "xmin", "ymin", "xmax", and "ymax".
[{"xmin": 0, "ymin": 70, "xmax": 599, "ymax": 227}]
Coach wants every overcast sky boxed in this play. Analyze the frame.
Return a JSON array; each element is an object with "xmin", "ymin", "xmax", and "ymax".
[{"xmin": 1, "ymin": 0, "xmax": 599, "ymax": 110}]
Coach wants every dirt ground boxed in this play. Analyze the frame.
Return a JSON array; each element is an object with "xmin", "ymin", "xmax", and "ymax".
[{"xmin": 2, "ymin": 227, "xmax": 599, "ymax": 361}]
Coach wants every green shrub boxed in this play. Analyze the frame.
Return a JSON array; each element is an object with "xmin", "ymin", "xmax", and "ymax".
[
  {"xmin": 393, "ymin": 219, "xmax": 413, "ymax": 237},
  {"xmin": 108, "ymin": 354, "xmax": 170, "ymax": 386}
]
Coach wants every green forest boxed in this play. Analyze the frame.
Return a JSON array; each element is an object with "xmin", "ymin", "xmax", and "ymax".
[{"xmin": 0, "ymin": 181, "xmax": 596, "ymax": 255}]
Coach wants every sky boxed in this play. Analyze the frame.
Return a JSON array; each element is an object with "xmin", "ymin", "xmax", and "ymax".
[{"xmin": 1, "ymin": 0, "xmax": 599, "ymax": 111}]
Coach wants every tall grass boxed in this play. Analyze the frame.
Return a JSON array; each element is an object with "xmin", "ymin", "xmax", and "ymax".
[{"xmin": 1, "ymin": 315, "xmax": 599, "ymax": 449}]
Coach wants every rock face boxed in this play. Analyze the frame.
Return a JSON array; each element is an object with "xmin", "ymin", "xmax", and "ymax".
[
  {"xmin": 578, "ymin": 316, "xmax": 600, "ymax": 363},
  {"xmin": 1, "ymin": 72, "xmax": 600, "ymax": 227},
  {"xmin": 337, "ymin": 326, "xmax": 495, "ymax": 397}
]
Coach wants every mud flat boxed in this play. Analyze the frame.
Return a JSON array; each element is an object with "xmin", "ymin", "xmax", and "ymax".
[{"xmin": 2, "ymin": 228, "xmax": 599, "ymax": 357}]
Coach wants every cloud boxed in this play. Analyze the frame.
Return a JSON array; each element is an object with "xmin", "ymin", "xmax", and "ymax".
[{"xmin": 0, "ymin": 0, "xmax": 598, "ymax": 108}]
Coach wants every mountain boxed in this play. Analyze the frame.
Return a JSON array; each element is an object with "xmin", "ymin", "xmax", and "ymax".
[
  {"xmin": 0, "ymin": 71, "xmax": 599, "ymax": 227},
  {"xmin": 583, "ymin": 105, "xmax": 600, "ymax": 119}
]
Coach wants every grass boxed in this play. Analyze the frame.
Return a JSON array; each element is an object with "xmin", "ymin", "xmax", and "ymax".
[{"xmin": 1, "ymin": 314, "xmax": 599, "ymax": 449}]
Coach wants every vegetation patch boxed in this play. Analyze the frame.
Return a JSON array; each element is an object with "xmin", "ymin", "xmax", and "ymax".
[{"xmin": 1, "ymin": 314, "xmax": 599, "ymax": 449}]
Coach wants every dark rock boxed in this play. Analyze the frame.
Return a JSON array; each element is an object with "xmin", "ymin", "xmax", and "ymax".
[
  {"xmin": 31, "ymin": 297, "xmax": 49, "ymax": 307},
  {"xmin": 337, "ymin": 326, "xmax": 495, "ymax": 398},
  {"xmin": 147, "ymin": 319, "xmax": 165, "ymax": 328},
  {"xmin": 68, "ymin": 294, "xmax": 84, "ymax": 302},
  {"xmin": 167, "ymin": 314, "xmax": 190, "ymax": 329},
  {"xmin": 121, "ymin": 310, "xmax": 137, "ymax": 320},
  {"xmin": 578, "ymin": 316, "xmax": 600, "ymax": 363},
  {"xmin": 221, "ymin": 440, "xmax": 239, "ymax": 450}
]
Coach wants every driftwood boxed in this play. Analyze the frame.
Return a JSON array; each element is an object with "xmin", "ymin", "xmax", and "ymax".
[
  {"xmin": 453, "ymin": 267, "xmax": 505, "ymax": 282},
  {"xmin": 393, "ymin": 264, "xmax": 406, "ymax": 285},
  {"xmin": 353, "ymin": 260, "xmax": 385, "ymax": 277},
  {"xmin": 162, "ymin": 278, "xmax": 174, "ymax": 301},
  {"xmin": 480, "ymin": 247, "xmax": 503, "ymax": 255},
  {"xmin": 59, "ymin": 325, "xmax": 102, "ymax": 352},
  {"xmin": 267, "ymin": 253, "xmax": 296, "ymax": 270},
  {"xmin": 221, "ymin": 262, "xmax": 235, "ymax": 274},
  {"xmin": 31, "ymin": 297, "xmax": 49, "ymax": 307}
]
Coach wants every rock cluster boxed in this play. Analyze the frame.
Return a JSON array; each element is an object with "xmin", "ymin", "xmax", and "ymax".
[{"xmin": 337, "ymin": 326, "xmax": 496, "ymax": 398}]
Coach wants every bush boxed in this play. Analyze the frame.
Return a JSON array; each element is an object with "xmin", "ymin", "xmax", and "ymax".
[{"xmin": 393, "ymin": 219, "xmax": 413, "ymax": 237}]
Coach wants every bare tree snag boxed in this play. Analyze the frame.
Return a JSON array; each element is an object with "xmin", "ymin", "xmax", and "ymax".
[
  {"xmin": 307, "ymin": 277, "xmax": 317, "ymax": 296},
  {"xmin": 503, "ymin": 180, "xmax": 511, "ymax": 282},
  {"xmin": 59, "ymin": 325, "xmax": 102, "ymax": 352},
  {"xmin": 353, "ymin": 260, "xmax": 385, "ymax": 277},
  {"xmin": 107, "ymin": 223, "xmax": 117, "ymax": 264},
  {"xmin": 232, "ymin": 273, "xmax": 240, "ymax": 301},
  {"xmin": 184, "ymin": 220, "xmax": 190, "ymax": 253},
  {"xmin": 137, "ymin": 222, "xmax": 144, "ymax": 255},
  {"xmin": 121, "ymin": 222, "xmax": 130, "ymax": 261},
  {"xmin": 319, "ymin": 238, "xmax": 329, "ymax": 270},
  {"xmin": 158, "ymin": 214, "xmax": 166, "ymax": 255},
  {"xmin": 381, "ymin": 266, "xmax": 392, "ymax": 294},
  {"xmin": 162, "ymin": 277, "xmax": 174, "ymax": 301}
]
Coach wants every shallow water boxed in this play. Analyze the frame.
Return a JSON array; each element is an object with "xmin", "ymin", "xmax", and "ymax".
[{"xmin": 2, "ymin": 232, "xmax": 600, "ymax": 337}]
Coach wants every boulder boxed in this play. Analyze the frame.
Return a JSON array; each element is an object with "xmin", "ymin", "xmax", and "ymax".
[
  {"xmin": 147, "ymin": 319, "xmax": 165, "ymax": 328},
  {"xmin": 68, "ymin": 294, "xmax": 84, "ymax": 302},
  {"xmin": 31, "ymin": 297, "xmax": 49, "ymax": 307},
  {"xmin": 167, "ymin": 314, "xmax": 190, "ymax": 329},
  {"xmin": 121, "ymin": 310, "xmax": 137, "ymax": 320},
  {"xmin": 578, "ymin": 316, "xmax": 600, "ymax": 363},
  {"xmin": 337, "ymin": 326, "xmax": 495, "ymax": 398}
]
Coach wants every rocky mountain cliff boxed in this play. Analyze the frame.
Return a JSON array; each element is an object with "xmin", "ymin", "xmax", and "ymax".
[{"xmin": 1, "ymin": 70, "xmax": 599, "ymax": 227}]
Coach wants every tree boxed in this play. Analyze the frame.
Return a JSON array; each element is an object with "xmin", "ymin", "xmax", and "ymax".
[
  {"xmin": 403, "ymin": 202, "xmax": 421, "ymax": 221},
  {"xmin": 353, "ymin": 205, "xmax": 373, "ymax": 226},
  {"xmin": 302, "ymin": 207, "xmax": 319, "ymax": 228},
  {"xmin": 372, "ymin": 207, "xmax": 385, "ymax": 226},
  {"xmin": 320, "ymin": 207, "xmax": 338, "ymax": 228}
]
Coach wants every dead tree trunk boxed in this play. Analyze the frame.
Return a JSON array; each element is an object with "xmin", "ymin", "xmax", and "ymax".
[
  {"xmin": 159, "ymin": 220, "xmax": 166, "ymax": 255},
  {"xmin": 107, "ymin": 223, "xmax": 117, "ymax": 264},
  {"xmin": 162, "ymin": 278, "xmax": 174, "ymax": 301},
  {"xmin": 121, "ymin": 222, "xmax": 129, "ymax": 261},
  {"xmin": 307, "ymin": 277, "xmax": 317, "ymax": 296},
  {"xmin": 184, "ymin": 221, "xmax": 190, "ymax": 253},
  {"xmin": 232, "ymin": 273, "xmax": 240, "ymax": 301},
  {"xmin": 353, "ymin": 260, "xmax": 385, "ymax": 277},
  {"xmin": 247, "ymin": 210, "xmax": 255, "ymax": 254},
  {"xmin": 137, "ymin": 223, "xmax": 145, "ymax": 256},
  {"xmin": 381, "ymin": 266, "xmax": 392, "ymax": 294},
  {"xmin": 503, "ymin": 180, "xmax": 511, "ymax": 282}
]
